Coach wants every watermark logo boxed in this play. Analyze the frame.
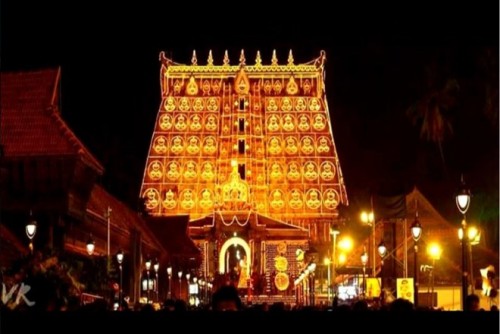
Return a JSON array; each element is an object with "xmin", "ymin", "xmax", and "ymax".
[{"xmin": 1, "ymin": 283, "xmax": 36, "ymax": 307}]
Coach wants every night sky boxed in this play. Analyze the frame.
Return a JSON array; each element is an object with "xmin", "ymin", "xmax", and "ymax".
[{"xmin": 2, "ymin": 1, "xmax": 498, "ymax": 244}]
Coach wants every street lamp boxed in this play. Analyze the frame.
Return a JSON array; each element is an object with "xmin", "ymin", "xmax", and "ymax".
[
  {"xmin": 427, "ymin": 242, "xmax": 442, "ymax": 306},
  {"xmin": 456, "ymin": 175, "xmax": 471, "ymax": 310},
  {"xmin": 360, "ymin": 209, "xmax": 376, "ymax": 277},
  {"xmin": 154, "ymin": 259, "xmax": 160, "ymax": 302},
  {"xmin": 330, "ymin": 224, "xmax": 340, "ymax": 300},
  {"xmin": 459, "ymin": 225, "xmax": 481, "ymax": 298},
  {"xmin": 377, "ymin": 240, "xmax": 387, "ymax": 301},
  {"xmin": 116, "ymin": 250, "xmax": 124, "ymax": 310},
  {"xmin": 145, "ymin": 258, "xmax": 152, "ymax": 303},
  {"xmin": 377, "ymin": 240, "xmax": 387, "ymax": 259},
  {"xmin": 360, "ymin": 247, "xmax": 368, "ymax": 298},
  {"xmin": 25, "ymin": 211, "xmax": 37, "ymax": 253},
  {"xmin": 86, "ymin": 234, "xmax": 95, "ymax": 256},
  {"xmin": 411, "ymin": 210, "xmax": 422, "ymax": 307},
  {"xmin": 178, "ymin": 271, "xmax": 183, "ymax": 300},
  {"xmin": 324, "ymin": 257, "xmax": 331, "ymax": 303},
  {"xmin": 166, "ymin": 266, "xmax": 172, "ymax": 299},
  {"xmin": 193, "ymin": 276, "xmax": 198, "ymax": 302}
]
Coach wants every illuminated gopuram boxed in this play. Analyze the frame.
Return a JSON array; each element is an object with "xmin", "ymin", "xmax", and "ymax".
[{"xmin": 140, "ymin": 49, "xmax": 348, "ymax": 296}]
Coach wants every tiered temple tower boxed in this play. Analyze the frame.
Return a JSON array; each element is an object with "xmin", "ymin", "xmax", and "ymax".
[{"xmin": 140, "ymin": 49, "xmax": 348, "ymax": 296}]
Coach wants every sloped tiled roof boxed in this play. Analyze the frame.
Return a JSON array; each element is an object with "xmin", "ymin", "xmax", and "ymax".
[
  {"xmin": 0, "ymin": 68, "xmax": 103, "ymax": 174},
  {"xmin": 146, "ymin": 215, "xmax": 200, "ymax": 257},
  {"xmin": 87, "ymin": 184, "xmax": 165, "ymax": 254},
  {"xmin": 346, "ymin": 187, "xmax": 459, "ymax": 274}
]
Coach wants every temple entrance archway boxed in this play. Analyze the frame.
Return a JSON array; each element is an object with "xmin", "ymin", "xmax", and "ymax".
[{"xmin": 218, "ymin": 236, "xmax": 251, "ymax": 276}]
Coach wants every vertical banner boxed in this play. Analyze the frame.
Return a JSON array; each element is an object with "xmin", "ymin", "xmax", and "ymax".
[
  {"xmin": 365, "ymin": 278, "xmax": 381, "ymax": 298},
  {"xmin": 397, "ymin": 278, "xmax": 414, "ymax": 303}
]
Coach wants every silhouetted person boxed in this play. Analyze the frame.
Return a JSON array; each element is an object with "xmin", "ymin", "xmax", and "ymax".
[
  {"xmin": 389, "ymin": 298, "xmax": 414, "ymax": 312},
  {"xmin": 212, "ymin": 285, "xmax": 242, "ymax": 311},
  {"xmin": 464, "ymin": 294, "xmax": 480, "ymax": 311},
  {"xmin": 352, "ymin": 299, "xmax": 369, "ymax": 311}
]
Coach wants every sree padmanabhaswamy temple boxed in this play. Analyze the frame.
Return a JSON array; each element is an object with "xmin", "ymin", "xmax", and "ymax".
[{"xmin": 140, "ymin": 49, "xmax": 348, "ymax": 302}]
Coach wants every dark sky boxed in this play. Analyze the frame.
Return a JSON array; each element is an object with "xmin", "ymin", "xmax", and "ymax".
[{"xmin": 1, "ymin": 1, "xmax": 498, "ymax": 229}]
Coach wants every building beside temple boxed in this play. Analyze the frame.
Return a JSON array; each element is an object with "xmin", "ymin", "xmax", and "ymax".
[
  {"xmin": 140, "ymin": 50, "xmax": 348, "ymax": 295},
  {"xmin": 0, "ymin": 68, "xmax": 193, "ymax": 306}
]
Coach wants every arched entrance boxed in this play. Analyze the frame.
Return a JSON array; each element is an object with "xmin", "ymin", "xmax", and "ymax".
[{"xmin": 218, "ymin": 236, "xmax": 251, "ymax": 276}]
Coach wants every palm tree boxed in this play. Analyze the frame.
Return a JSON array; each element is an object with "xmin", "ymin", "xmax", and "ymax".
[{"xmin": 406, "ymin": 61, "xmax": 460, "ymax": 176}]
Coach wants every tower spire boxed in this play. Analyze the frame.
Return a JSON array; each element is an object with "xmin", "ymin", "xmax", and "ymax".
[
  {"xmin": 271, "ymin": 49, "xmax": 278, "ymax": 66},
  {"xmin": 207, "ymin": 50, "xmax": 214, "ymax": 66},
  {"xmin": 191, "ymin": 50, "xmax": 197, "ymax": 65},
  {"xmin": 223, "ymin": 50, "xmax": 230, "ymax": 66},
  {"xmin": 255, "ymin": 50, "xmax": 262, "ymax": 66},
  {"xmin": 239, "ymin": 49, "xmax": 246, "ymax": 66},
  {"xmin": 287, "ymin": 49, "xmax": 294, "ymax": 66}
]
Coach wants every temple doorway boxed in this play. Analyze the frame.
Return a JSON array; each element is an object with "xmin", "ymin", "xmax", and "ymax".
[{"xmin": 218, "ymin": 236, "xmax": 251, "ymax": 289}]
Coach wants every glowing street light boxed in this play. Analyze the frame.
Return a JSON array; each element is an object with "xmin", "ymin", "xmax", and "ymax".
[
  {"xmin": 330, "ymin": 224, "xmax": 340, "ymax": 301},
  {"xmin": 116, "ymin": 250, "xmax": 124, "ymax": 310},
  {"xmin": 145, "ymin": 258, "xmax": 152, "ymax": 303},
  {"xmin": 166, "ymin": 266, "xmax": 172, "ymax": 299},
  {"xmin": 455, "ymin": 175, "xmax": 471, "ymax": 310},
  {"xmin": 427, "ymin": 242, "xmax": 442, "ymax": 301},
  {"xmin": 360, "ymin": 247, "xmax": 368, "ymax": 297},
  {"xmin": 377, "ymin": 240, "xmax": 387, "ymax": 293},
  {"xmin": 25, "ymin": 211, "xmax": 37, "ymax": 253},
  {"xmin": 360, "ymin": 209, "xmax": 376, "ymax": 277},
  {"xmin": 154, "ymin": 259, "xmax": 160, "ymax": 302},
  {"xmin": 86, "ymin": 234, "xmax": 95, "ymax": 256},
  {"xmin": 324, "ymin": 257, "xmax": 331, "ymax": 303},
  {"xmin": 459, "ymin": 224, "xmax": 481, "ymax": 293},
  {"xmin": 377, "ymin": 240, "xmax": 387, "ymax": 260},
  {"xmin": 411, "ymin": 209, "xmax": 423, "ymax": 307},
  {"xmin": 178, "ymin": 271, "xmax": 183, "ymax": 300}
]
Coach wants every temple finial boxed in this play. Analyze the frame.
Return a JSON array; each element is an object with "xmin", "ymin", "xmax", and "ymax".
[
  {"xmin": 255, "ymin": 51, "xmax": 262, "ymax": 66},
  {"xmin": 287, "ymin": 49, "xmax": 294, "ymax": 66},
  {"xmin": 271, "ymin": 49, "xmax": 278, "ymax": 66},
  {"xmin": 315, "ymin": 50, "xmax": 327, "ymax": 68},
  {"xmin": 191, "ymin": 50, "xmax": 198, "ymax": 65},
  {"xmin": 207, "ymin": 50, "xmax": 214, "ymax": 66},
  {"xmin": 239, "ymin": 49, "xmax": 246, "ymax": 66},
  {"xmin": 223, "ymin": 50, "xmax": 230, "ymax": 66}
]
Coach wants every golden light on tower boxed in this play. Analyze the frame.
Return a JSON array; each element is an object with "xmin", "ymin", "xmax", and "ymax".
[{"xmin": 139, "ymin": 50, "xmax": 350, "ymax": 303}]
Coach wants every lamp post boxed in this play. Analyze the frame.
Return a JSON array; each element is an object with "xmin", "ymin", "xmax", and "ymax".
[
  {"xmin": 166, "ymin": 266, "xmax": 172, "ymax": 299},
  {"xmin": 360, "ymin": 210, "xmax": 376, "ymax": 277},
  {"xmin": 178, "ymin": 271, "xmax": 183, "ymax": 300},
  {"xmin": 330, "ymin": 224, "xmax": 340, "ymax": 299},
  {"xmin": 324, "ymin": 257, "xmax": 331, "ymax": 303},
  {"xmin": 199, "ymin": 279, "xmax": 205, "ymax": 304},
  {"xmin": 186, "ymin": 273, "xmax": 191, "ymax": 301},
  {"xmin": 145, "ymin": 258, "xmax": 152, "ymax": 303},
  {"xmin": 427, "ymin": 242, "xmax": 442, "ymax": 306},
  {"xmin": 377, "ymin": 240, "xmax": 387, "ymax": 294},
  {"xmin": 154, "ymin": 260, "xmax": 159, "ymax": 302},
  {"xmin": 116, "ymin": 250, "xmax": 124, "ymax": 310},
  {"xmin": 456, "ymin": 175, "xmax": 471, "ymax": 310},
  {"xmin": 25, "ymin": 211, "xmax": 37, "ymax": 254},
  {"xmin": 411, "ymin": 211, "xmax": 422, "ymax": 307},
  {"xmin": 106, "ymin": 206, "xmax": 112, "ymax": 274},
  {"xmin": 360, "ymin": 247, "xmax": 368, "ymax": 298},
  {"xmin": 459, "ymin": 225, "xmax": 481, "ymax": 295},
  {"xmin": 193, "ymin": 277, "xmax": 198, "ymax": 303}
]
